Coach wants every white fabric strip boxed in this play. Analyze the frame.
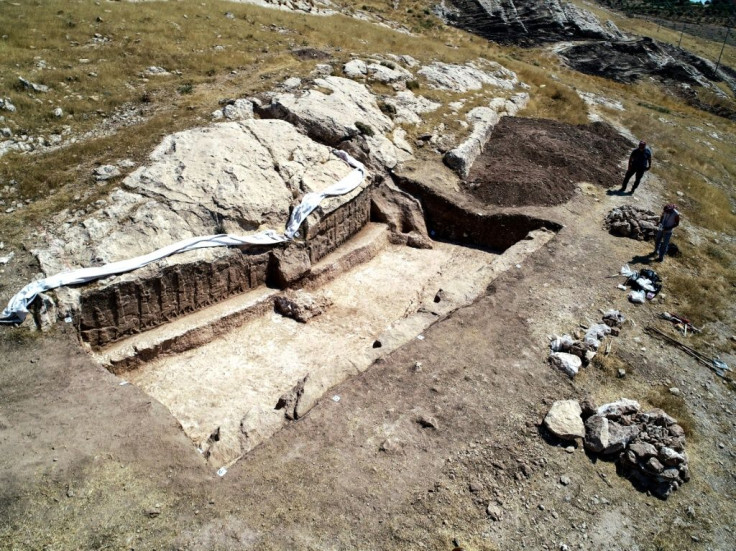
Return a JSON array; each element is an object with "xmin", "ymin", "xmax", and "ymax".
[{"xmin": 1, "ymin": 150, "xmax": 366, "ymax": 325}]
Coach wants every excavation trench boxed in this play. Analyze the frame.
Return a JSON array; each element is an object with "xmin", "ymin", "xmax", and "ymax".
[{"xmin": 85, "ymin": 185, "xmax": 559, "ymax": 470}]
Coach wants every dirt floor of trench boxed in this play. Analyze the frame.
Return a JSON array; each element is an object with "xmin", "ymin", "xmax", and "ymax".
[{"xmin": 1, "ymin": 118, "xmax": 735, "ymax": 550}]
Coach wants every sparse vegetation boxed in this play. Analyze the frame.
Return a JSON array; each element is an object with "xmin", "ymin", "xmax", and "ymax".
[
  {"xmin": 646, "ymin": 386, "xmax": 696, "ymax": 438},
  {"xmin": 355, "ymin": 121, "xmax": 375, "ymax": 136}
]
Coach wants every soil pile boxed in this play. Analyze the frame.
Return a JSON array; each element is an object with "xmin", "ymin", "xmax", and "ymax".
[{"xmin": 464, "ymin": 118, "xmax": 631, "ymax": 207}]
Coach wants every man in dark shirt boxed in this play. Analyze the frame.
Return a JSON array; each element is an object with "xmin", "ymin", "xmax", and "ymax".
[
  {"xmin": 620, "ymin": 141, "xmax": 652, "ymax": 194},
  {"xmin": 653, "ymin": 203, "xmax": 680, "ymax": 262}
]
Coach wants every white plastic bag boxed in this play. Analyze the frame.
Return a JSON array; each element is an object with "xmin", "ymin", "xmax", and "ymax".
[
  {"xmin": 628, "ymin": 290, "xmax": 646, "ymax": 304},
  {"xmin": 621, "ymin": 264, "xmax": 636, "ymax": 278},
  {"xmin": 635, "ymin": 277, "xmax": 656, "ymax": 292}
]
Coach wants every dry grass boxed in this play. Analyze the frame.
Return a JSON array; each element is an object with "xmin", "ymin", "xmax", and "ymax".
[{"xmin": 645, "ymin": 387, "xmax": 696, "ymax": 439}]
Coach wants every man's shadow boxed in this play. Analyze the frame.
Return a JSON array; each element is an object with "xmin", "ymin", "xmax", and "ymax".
[
  {"xmin": 630, "ymin": 253, "xmax": 654, "ymax": 266},
  {"xmin": 606, "ymin": 189, "xmax": 631, "ymax": 196}
]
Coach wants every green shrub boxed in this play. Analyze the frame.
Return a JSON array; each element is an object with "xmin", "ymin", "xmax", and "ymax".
[{"xmin": 355, "ymin": 121, "xmax": 374, "ymax": 136}]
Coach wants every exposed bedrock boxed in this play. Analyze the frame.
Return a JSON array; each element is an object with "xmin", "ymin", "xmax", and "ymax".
[
  {"xmin": 439, "ymin": 0, "xmax": 624, "ymax": 45},
  {"xmin": 558, "ymin": 37, "xmax": 736, "ymax": 96},
  {"xmin": 253, "ymin": 76, "xmax": 394, "ymax": 147}
]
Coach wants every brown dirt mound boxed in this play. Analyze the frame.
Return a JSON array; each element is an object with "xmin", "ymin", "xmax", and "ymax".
[{"xmin": 464, "ymin": 118, "xmax": 631, "ymax": 207}]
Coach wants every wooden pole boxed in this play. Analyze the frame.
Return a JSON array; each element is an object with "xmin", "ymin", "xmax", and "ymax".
[{"xmin": 715, "ymin": 27, "xmax": 731, "ymax": 73}]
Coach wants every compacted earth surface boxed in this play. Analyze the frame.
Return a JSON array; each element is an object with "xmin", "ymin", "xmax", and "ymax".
[{"xmin": 1, "ymin": 112, "xmax": 735, "ymax": 551}]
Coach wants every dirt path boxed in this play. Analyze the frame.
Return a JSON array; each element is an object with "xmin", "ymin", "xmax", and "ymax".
[{"xmin": 1, "ymin": 149, "xmax": 735, "ymax": 550}]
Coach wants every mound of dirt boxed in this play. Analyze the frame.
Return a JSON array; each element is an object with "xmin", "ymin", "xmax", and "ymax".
[{"xmin": 463, "ymin": 118, "xmax": 631, "ymax": 207}]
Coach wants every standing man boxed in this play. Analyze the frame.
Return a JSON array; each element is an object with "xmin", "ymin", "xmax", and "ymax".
[
  {"xmin": 620, "ymin": 140, "xmax": 652, "ymax": 194},
  {"xmin": 653, "ymin": 203, "xmax": 680, "ymax": 262}
]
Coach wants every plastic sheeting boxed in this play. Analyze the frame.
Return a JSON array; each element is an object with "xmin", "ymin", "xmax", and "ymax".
[{"xmin": 0, "ymin": 149, "xmax": 366, "ymax": 325}]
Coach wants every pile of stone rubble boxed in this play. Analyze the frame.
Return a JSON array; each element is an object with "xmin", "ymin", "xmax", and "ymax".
[
  {"xmin": 605, "ymin": 205, "xmax": 659, "ymax": 241},
  {"xmin": 544, "ymin": 398, "xmax": 689, "ymax": 499},
  {"xmin": 548, "ymin": 310, "xmax": 624, "ymax": 378}
]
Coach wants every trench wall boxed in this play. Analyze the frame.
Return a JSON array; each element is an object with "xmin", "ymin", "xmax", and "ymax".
[
  {"xmin": 392, "ymin": 174, "xmax": 562, "ymax": 251},
  {"xmin": 79, "ymin": 186, "xmax": 372, "ymax": 349}
]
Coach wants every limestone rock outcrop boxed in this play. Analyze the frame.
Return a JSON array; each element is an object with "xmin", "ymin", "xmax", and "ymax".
[
  {"xmin": 254, "ymin": 76, "xmax": 394, "ymax": 146},
  {"xmin": 558, "ymin": 37, "xmax": 736, "ymax": 98},
  {"xmin": 439, "ymin": 0, "xmax": 624, "ymax": 45}
]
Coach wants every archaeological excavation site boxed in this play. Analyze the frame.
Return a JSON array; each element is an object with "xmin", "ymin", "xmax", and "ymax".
[
  {"xmin": 1, "ymin": 0, "xmax": 735, "ymax": 549},
  {"xmin": 13, "ymin": 64, "xmax": 575, "ymax": 471}
]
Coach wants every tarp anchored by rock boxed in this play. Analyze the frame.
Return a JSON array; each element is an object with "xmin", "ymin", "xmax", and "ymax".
[{"xmin": 0, "ymin": 150, "xmax": 366, "ymax": 326}]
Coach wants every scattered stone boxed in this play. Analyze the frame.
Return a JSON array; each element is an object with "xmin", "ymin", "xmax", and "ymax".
[
  {"xmin": 584, "ymin": 415, "xmax": 609, "ymax": 453},
  {"xmin": 559, "ymin": 475, "xmax": 571, "ymax": 486},
  {"xmin": 312, "ymin": 64, "xmax": 332, "ymax": 76},
  {"xmin": 146, "ymin": 66, "xmax": 170, "ymax": 76},
  {"xmin": 53, "ymin": 107, "xmax": 63, "ymax": 118},
  {"xmin": 487, "ymin": 504, "xmax": 502, "ymax": 521},
  {"xmin": 544, "ymin": 400, "xmax": 585, "ymax": 441},
  {"xmin": 549, "ymin": 352, "xmax": 582, "ymax": 378},
  {"xmin": 469, "ymin": 481, "xmax": 483, "ymax": 493},
  {"xmin": 580, "ymin": 396, "xmax": 597, "ymax": 419},
  {"xmin": 94, "ymin": 164, "xmax": 121, "ymax": 181},
  {"xmin": 669, "ymin": 387, "xmax": 681, "ymax": 396},
  {"xmin": 617, "ymin": 369, "xmax": 626, "ymax": 378},
  {"xmin": 274, "ymin": 290, "xmax": 332, "ymax": 323},
  {"xmin": 602, "ymin": 309, "xmax": 625, "ymax": 327},
  {"xmin": 343, "ymin": 59, "xmax": 368, "ymax": 78},
  {"xmin": 366, "ymin": 61, "xmax": 413, "ymax": 84},
  {"xmin": 629, "ymin": 441, "xmax": 657, "ymax": 459},
  {"xmin": 18, "ymin": 76, "xmax": 49, "ymax": 93},
  {"xmin": 379, "ymin": 438, "xmax": 402, "ymax": 453},
  {"xmin": 579, "ymin": 399, "xmax": 691, "ymax": 498},
  {"xmin": 596, "ymin": 398, "xmax": 640, "ymax": 418},
  {"xmin": 604, "ymin": 421, "xmax": 639, "ymax": 455},
  {"xmin": 118, "ymin": 159, "xmax": 136, "ymax": 169},
  {"xmin": 145, "ymin": 507, "xmax": 161, "ymax": 518},
  {"xmin": 0, "ymin": 98, "xmax": 16, "ymax": 113},
  {"xmin": 381, "ymin": 90, "xmax": 441, "ymax": 126},
  {"xmin": 0, "ymin": 252, "xmax": 14, "ymax": 265}
]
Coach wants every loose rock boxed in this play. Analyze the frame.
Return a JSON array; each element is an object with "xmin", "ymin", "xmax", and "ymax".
[
  {"xmin": 549, "ymin": 352, "xmax": 581, "ymax": 378},
  {"xmin": 544, "ymin": 400, "xmax": 585, "ymax": 441}
]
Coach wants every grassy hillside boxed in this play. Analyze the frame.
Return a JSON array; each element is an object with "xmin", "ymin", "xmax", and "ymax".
[{"xmin": 0, "ymin": 0, "xmax": 733, "ymax": 327}]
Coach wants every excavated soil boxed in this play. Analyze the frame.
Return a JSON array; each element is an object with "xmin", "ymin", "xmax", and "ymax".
[{"xmin": 463, "ymin": 118, "xmax": 632, "ymax": 207}]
